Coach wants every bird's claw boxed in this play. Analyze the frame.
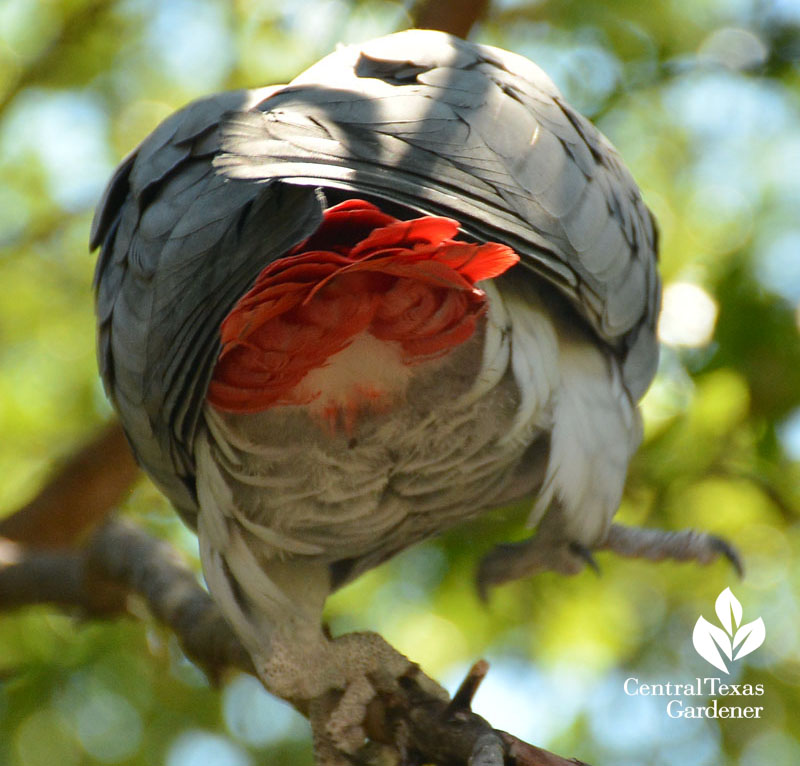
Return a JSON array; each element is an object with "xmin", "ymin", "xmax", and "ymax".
[
  {"xmin": 568, "ymin": 542, "xmax": 601, "ymax": 575},
  {"xmin": 707, "ymin": 534, "xmax": 745, "ymax": 577}
]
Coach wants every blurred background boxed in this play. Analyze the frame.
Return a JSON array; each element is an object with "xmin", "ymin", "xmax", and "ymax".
[{"xmin": 0, "ymin": 0, "xmax": 799, "ymax": 764}]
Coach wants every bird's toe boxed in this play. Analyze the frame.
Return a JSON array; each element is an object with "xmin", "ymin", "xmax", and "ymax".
[
  {"xmin": 324, "ymin": 675, "xmax": 375, "ymax": 754},
  {"xmin": 598, "ymin": 523, "xmax": 744, "ymax": 574}
]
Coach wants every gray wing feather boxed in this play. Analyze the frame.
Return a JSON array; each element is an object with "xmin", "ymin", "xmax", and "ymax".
[{"xmin": 93, "ymin": 89, "xmax": 323, "ymax": 519}]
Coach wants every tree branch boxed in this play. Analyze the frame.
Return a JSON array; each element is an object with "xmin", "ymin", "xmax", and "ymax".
[
  {"xmin": 0, "ymin": 519, "xmax": 253, "ymax": 680},
  {"xmin": 0, "ymin": 518, "xmax": 587, "ymax": 766},
  {"xmin": 0, "ymin": 537, "xmax": 125, "ymax": 613},
  {"xmin": 370, "ymin": 659, "xmax": 590, "ymax": 766},
  {"xmin": 0, "ymin": 422, "xmax": 139, "ymax": 547},
  {"xmin": 85, "ymin": 519, "xmax": 255, "ymax": 680},
  {"xmin": 0, "ymin": 0, "xmax": 114, "ymax": 118},
  {"xmin": 409, "ymin": 0, "xmax": 490, "ymax": 38}
]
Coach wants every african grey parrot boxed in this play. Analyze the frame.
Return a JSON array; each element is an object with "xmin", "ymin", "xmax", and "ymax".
[{"xmin": 92, "ymin": 29, "xmax": 738, "ymax": 763}]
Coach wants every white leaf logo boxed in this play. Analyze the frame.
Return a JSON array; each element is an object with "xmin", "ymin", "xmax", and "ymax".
[
  {"xmin": 693, "ymin": 616, "xmax": 733, "ymax": 673},
  {"xmin": 693, "ymin": 588, "xmax": 765, "ymax": 673},
  {"xmin": 733, "ymin": 617, "xmax": 766, "ymax": 661},
  {"xmin": 715, "ymin": 587, "xmax": 742, "ymax": 634}
]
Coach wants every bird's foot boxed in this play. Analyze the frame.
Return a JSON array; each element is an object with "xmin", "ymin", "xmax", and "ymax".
[
  {"xmin": 261, "ymin": 630, "xmax": 589, "ymax": 765},
  {"xmin": 477, "ymin": 521, "xmax": 742, "ymax": 598},
  {"xmin": 597, "ymin": 522, "xmax": 743, "ymax": 575},
  {"xmin": 476, "ymin": 535, "xmax": 590, "ymax": 599},
  {"xmin": 263, "ymin": 630, "xmax": 448, "ymax": 765},
  {"xmin": 321, "ymin": 631, "xmax": 440, "ymax": 758}
]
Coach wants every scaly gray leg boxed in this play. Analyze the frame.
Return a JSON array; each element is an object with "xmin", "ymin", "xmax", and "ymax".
[
  {"xmin": 597, "ymin": 522, "xmax": 743, "ymax": 575},
  {"xmin": 477, "ymin": 519, "xmax": 742, "ymax": 598}
]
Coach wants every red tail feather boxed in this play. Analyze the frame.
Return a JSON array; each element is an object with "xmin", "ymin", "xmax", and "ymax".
[{"xmin": 208, "ymin": 200, "xmax": 519, "ymax": 413}]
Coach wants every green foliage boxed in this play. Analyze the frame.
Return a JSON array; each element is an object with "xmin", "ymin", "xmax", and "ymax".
[{"xmin": 1, "ymin": 1, "xmax": 798, "ymax": 764}]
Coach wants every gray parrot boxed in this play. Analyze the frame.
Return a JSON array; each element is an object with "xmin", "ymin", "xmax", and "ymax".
[{"xmin": 92, "ymin": 30, "xmax": 739, "ymax": 764}]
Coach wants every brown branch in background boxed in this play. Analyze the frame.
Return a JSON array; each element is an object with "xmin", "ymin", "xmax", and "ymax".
[
  {"xmin": 0, "ymin": 422, "xmax": 139, "ymax": 547},
  {"xmin": 0, "ymin": 519, "xmax": 251, "ymax": 680},
  {"xmin": 86, "ymin": 519, "xmax": 255, "ymax": 681},
  {"xmin": 409, "ymin": 0, "xmax": 490, "ymax": 38},
  {"xmin": 0, "ymin": 537, "xmax": 126, "ymax": 614}
]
